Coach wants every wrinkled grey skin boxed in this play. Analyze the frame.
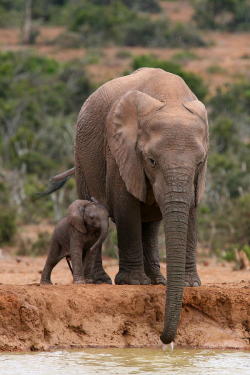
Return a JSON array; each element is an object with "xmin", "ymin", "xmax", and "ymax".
[
  {"xmin": 74, "ymin": 68, "xmax": 208, "ymax": 344},
  {"xmin": 40, "ymin": 199, "xmax": 109, "ymax": 285}
]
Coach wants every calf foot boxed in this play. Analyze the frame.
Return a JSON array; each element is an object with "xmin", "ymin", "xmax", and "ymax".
[
  {"xmin": 185, "ymin": 271, "xmax": 201, "ymax": 287},
  {"xmin": 115, "ymin": 270, "xmax": 150, "ymax": 285}
]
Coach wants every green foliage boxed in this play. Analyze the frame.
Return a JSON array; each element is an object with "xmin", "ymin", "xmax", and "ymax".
[
  {"xmin": 171, "ymin": 50, "xmax": 199, "ymax": 64},
  {"xmin": 0, "ymin": 179, "xmax": 17, "ymax": 245},
  {"xmin": 102, "ymin": 224, "xmax": 118, "ymax": 259},
  {"xmin": 0, "ymin": 208, "xmax": 16, "ymax": 245},
  {"xmin": 242, "ymin": 245, "xmax": 250, "ymax": 260},
  {"xmin": 193, "ymin": 0, "xmax": 250, "ymax": 31},
  {"xmin": 16, "ymin": 231, "xmax": 51, "ymax": 256},
  {"xmin": 206, "ymin": 65, "xmax": 226, "ymax": 74},
  {"xmin": 131, "ymin": 54, "xmax": 208, "ymax": 100},
  {"xmin": 115, "ymin": 50, "xmax": 132, "ymax": 59},
  {"xmin": 198, "ymin": 78, "xmax": 250, "ymax": 255},
  {"xmin": 58, "ymin": 0, "xmax": 206, "ymax": 48},
  {"xmin": 0, "ymin": 51, "xmax": 91, "ymax": 222},
  {"xmin": 91, "ymin": 0, "xmax": 161, "ymax": 13}
]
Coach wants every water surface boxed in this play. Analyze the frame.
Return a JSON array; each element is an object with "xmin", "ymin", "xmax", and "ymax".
[{"xmin": 0, "ymin": 348, "xmax": 249, "ymax": 375}]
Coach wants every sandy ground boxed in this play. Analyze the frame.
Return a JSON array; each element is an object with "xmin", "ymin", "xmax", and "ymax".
[
  {"xmin": 0, "ymin": 255, "xmax": 249, "ymax": 352},
  {"xmin": 0, "ymin": 254, "xmax": 250, "ymax": 286}
]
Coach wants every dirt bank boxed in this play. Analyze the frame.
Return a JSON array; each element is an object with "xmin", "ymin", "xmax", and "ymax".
[{"xmin": 0, "ymin": 281, "xmax": 249, "ymax": 352}]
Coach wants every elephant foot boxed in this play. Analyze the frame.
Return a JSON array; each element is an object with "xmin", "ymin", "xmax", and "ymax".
[
  {"xmin": 115, "ymin": 270, "xmax": 151, "ymax": 285},
  {"xmin": 85, "ymin": 270, "xmax": 112, "ymax": 285},
  {"xmin": 148, "ymin": 273, "xmax": 166, "ymax": 285},
  {"xmin": 73, "ymin": 277, "xmax": 86, "ymax": 284},
  {"xmin": 145, "ymin": 265, "xmax": 166, "ymax": 285},
  {"xmin": 40, "ymin": 279, "xmax": 52, "ymax": 285},
  {"xmin": 184, "ymin": 271, "xmax": 201, "ymax": 287}
]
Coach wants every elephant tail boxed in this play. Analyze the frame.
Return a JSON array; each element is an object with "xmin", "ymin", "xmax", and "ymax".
[{"xmin": 34, "ymin": 167, "xmax": 75, "ymax": 198}]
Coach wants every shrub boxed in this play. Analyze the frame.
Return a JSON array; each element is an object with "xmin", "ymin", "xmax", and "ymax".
[
  {"xmin": 193, "ymin": 0, "xmax": 250, "ymax": 31},
  {"xmin": 164, "ymin": 22, "xmax": 207, "ymax": 47},
  {"xmin": 198, "ymin": 78, "xmax": 250, "ymax": 256},
  {"xmin": 0, "ymin": 208, "xmax": 16, "ymax": 245},
  {"xmin": 171, "ymin": 50, "xmax": 199, "ymax": 64},
  {"xmin": 91, "ymin": 0, "xmax": 161, "ymax": 13},
  {"xmin": 0, "ymin": 51, "xmax": 90, "ymax": 222},
  {"xmin": 59, "ymin": 0, "xmax": 206, "ymax": 48},
  {"xmin": 206, "ymin": 65, "xmax": 226, "ymax": 74},
  {"xmin": 131, "ymin": 54, "xmax": 208, "ymax": 100},
  {"xmin": 102, "ymin": 224, "xmax": 118, "ymax": 259},
  {"xmin": 16, "ymin": 231, "xmax": 51, "ymax": 256},
  {"xmin": 0, "ymin": 180, "xmax": 17, "ymax": 245}
]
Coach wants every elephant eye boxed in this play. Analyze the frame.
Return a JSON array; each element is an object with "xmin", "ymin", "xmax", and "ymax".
[{"xmin": 148, "ymin": 158, "xmax": 156, "ymax": 168}]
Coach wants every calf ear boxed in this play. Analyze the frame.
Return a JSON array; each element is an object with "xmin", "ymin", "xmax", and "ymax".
[
  {"xmin": 68, "ymin": 200, "xmax": 87, "ymax": 234},
  {"xmin": 195, "ymin": 158, "xmax": 207, "ymax": 206}
]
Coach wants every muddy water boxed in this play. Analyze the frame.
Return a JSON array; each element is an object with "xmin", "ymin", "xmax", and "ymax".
[{"xmin": 0, "ymin": 348, "xmax": 250, "ymax": 375}]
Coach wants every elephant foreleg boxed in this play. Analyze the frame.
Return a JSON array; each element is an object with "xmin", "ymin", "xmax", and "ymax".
[
  {"xmin": 113, "ymin": 194, "xmax": 150, "ymax": 285},
  {"xmin": 70, "ymin": 230, "xmax": 85, "ymax": 284},
  {"xmin": 142, "ymin": 221, "xmax": 166, "ymax": 285},
  {"xmin": 185, "ymin": 205, "xmax": 201, "ymax": 286}
]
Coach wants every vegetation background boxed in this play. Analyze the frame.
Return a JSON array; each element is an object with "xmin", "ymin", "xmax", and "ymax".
[{"xmin": 0, "ymin": 0, "xmax": 250, "ymax": 264}]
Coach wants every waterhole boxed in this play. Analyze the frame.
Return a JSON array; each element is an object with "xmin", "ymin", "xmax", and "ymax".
[{"xmin": 0, "ymin": 348, "xmax": 249, "ymax": 375}]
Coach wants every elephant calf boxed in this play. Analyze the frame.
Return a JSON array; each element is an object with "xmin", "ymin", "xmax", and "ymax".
[{"xmin": 40, "ymin": 199, "xmax": 109, "ymax": 284}]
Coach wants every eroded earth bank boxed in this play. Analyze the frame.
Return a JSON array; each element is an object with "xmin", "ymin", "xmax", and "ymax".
[{"xmin": 0, "ymin": 258, "xmax": 249, "ymax": 352}]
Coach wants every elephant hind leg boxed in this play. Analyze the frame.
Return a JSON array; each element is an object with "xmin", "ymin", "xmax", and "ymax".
[{"xmin": 40, "ymin": 240, "xmax": 63, "ymax": 284}]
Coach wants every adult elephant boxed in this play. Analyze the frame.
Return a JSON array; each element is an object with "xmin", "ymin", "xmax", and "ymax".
[{"xmin": 75, "ymin": 68, "xmax": 209, "ymax": 344}]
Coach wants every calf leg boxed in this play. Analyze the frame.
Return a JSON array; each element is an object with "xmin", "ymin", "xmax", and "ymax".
[
  {"xmin": 70, "ymin": 229, "xmax": 85, "ymax": 284},
  {"xmin": 40, "ymin": 239, "xmax": 63, "ymax": 284}
]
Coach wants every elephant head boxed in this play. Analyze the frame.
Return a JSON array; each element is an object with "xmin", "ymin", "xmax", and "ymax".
[
  {"xmin": 68, "ymin": 199, "xmax": 109, "ymax": 253},
  {"xmin": 107, "ymin": 90, "xmax": 208, "ymax": 344}
]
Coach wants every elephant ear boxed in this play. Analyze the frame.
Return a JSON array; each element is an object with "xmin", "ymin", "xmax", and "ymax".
[
  {"xmin": 67, "ymin": 200, "xmax": 87, "ymax": 234},
  {"xmin": 194, "ymin": 157, "xmax": 207, "ymax": 206},
  {"xmin": 183, "ymin": 100, "xmax": 209, "ymax": 205},
  {"xmin": 107, "ymin": 90, "xmax": 164, "ymax": 202}
]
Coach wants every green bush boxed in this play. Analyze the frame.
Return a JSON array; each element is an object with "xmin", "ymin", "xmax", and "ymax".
[
  {"xmin": 193, "ymin": 0, "xmax": 250, "ymax": 31},
  {"xmin": 171, "ymin": 50, "xmax": 199, "ymax": 64},
  {"xmin": 91, "ymin": 0, "xmax": 161, "ymax": 13},
  {"xmin": 0, "ymin": 180, "xmax": 17, "ymax": 244},
  {"xmin": 16, "ymin": 231, "xmax": 51, "ymax": 256},
  {"xmin": 0, "ymin": 208, "xmax": 16, "ymax": 245},
  {"xmin": 58, "ymin": 0, "xmax": 206, "ymax": 48},
  {"xmin": 198, "ymin": 78, "xmax": 250, "ymax": 256},
  {"xmin": 102, "ymin": 224, "xmax": 118, "ymax": 259},
  {"xmin": 131, "ymin": 54, "xmax": 208, "ymax": 100},
  {"xmin": 0, "ymin": 51, "xmax": 91, "ymax": 222}
]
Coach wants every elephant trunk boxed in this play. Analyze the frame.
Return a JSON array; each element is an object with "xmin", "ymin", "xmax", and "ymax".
[
  {"xmin": 90, "ymin": 219, "xmax": 109, "ymax": 254},
  {"xmin": 160, "ymin": 188, "xmax": 191, "ymax": 344}
]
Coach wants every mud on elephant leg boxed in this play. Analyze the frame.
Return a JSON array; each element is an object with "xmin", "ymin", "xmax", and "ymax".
[
  {"xmin": 185, "ymin": 205, "xmax": 201, "ymax": 287},
  {"xmin": 84, "ymin": 246, "xmax": 112, "ymax": 284},
  {"xmin": 142, "ymin": 221, "xmax": 166, "ymax": 285}
]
